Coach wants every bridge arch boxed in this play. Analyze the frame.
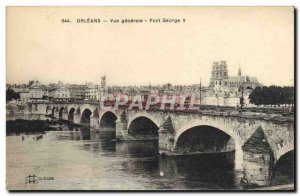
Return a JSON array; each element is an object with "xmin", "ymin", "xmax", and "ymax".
[
  {"xmin": 68, "ymin": 107, "xmax": 76, "ymax": 121},
  {"xmin": 174, "ymin": 120, "xmax": 242, "ymax": 148},
  {"xmin": 80, "ymin": 108, "xmax": 92, "ymax": 125},
  {"xmin": 99, "ymin": 110, "xmax": 117, "ymax": 128},
  {"xmin": 173, "ymin": 121, "xmax": 244, "ymax": 169},
  {"xmin": 274, "ymin": 149, "xmax": 294, "ymax": 167},
  {"xmin": 46, "ymin": 106, "xmax": 51, "ymax": 114},
  {"xmin": 58, "ymin": 106, "xmax": 65, "ymax": 119},
  {"xmin": 274, "ymin": 141, "xmax": 294, "ymax": 162},
  {"xmin": 174, "ymin": 125, "xmax": 235, "ymax": 153},
  {"xmin": 93, "ymin": 108, "xmax": 99, "ymax": 118},
  {"xmin": 127, "ymin": 116, "xmax": 159, "ymax": 139},
  {"xmin": 272, "ymin": 149, "xmax": 294, "ymax": 183},
  {"xmin": 127, "ymin": 113, "xmax": 161, "ymax": 130},
  {"xmin": 51, "ymin": 107, "xmax": 56, "ymax": 116}
]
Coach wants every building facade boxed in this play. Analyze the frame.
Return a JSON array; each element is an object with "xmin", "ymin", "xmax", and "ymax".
[
  {"xmin": 69, "ymin": 85, "xmax": 86, "ymax": 101},
  {"xmin": 52, "ymin": 86, "xmax": 71, "ymax": 101},
  {"xmin": 19, "ymin": 91, "xmax": 30, "ymax": 104},
  {"xmin": 85, "ymin": 84, "xmax": 100, "ymax": 101},
  {"xmin": 29, "ymin": 81, "xmax": 47, "ymax": 102}
]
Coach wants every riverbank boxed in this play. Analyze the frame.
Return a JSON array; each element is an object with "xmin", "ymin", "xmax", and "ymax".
[
  {"xmin": 6, "ymin": 118, "xmax": 82, "ymax": 135},
  {"xmin": 6, "ymin": 119, "xmax": 53, "ymax": 134}
]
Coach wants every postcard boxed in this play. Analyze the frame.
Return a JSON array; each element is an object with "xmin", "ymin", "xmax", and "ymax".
[{"xmin": 6, "ymin": 6, "xmax": 295, "ymax": 191}]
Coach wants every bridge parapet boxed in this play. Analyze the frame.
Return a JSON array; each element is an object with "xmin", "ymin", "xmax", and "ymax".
[{"xmin": 31, "ymin": 101, "xmax": 294, "ymax": 123}]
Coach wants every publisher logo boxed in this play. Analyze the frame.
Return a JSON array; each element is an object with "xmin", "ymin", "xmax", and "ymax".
[
  {"xmin": 25, "ymin": 174, "xmax": 54, "ymax": 184},
  {"xmin": 25, "ymin": 175, "xmax": 38, "ymax": 184}
]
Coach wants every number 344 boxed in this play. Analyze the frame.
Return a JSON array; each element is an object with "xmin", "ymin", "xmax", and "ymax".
[{"xmin": 61, "ymin": 19, "xmax": 71, "ymax": 23}]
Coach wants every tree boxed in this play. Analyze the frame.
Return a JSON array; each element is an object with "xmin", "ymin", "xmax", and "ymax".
[
  {"xmin": 249, "ymin": 86, "xmax": 294, "ymax": 106},
  {"xmin": 6, "ymin": 88, "xmax": 20, "ymax": 102},
  {"xmin": 249, "ymin": 86, "xmax": 262, "ymax": 105}
]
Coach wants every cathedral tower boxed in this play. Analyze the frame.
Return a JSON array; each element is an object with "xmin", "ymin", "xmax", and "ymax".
[{"xmin": 209, "ymin": 61, "xmax": 228, "ymax": 87}]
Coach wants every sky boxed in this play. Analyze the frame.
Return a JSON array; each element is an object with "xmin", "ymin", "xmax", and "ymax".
[{"xmin": 7, "ymin": 7, "xmax": 294, "ymax": 86}]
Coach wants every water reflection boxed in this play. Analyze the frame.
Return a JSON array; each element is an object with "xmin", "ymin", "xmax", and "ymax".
[
  {"xmin": 116, "ymin": 140, "xmax": 158, "ymax": 157},
  {"xmin": 55, "ymin": 129, "xmax": 90, "ymax": 140},
  {"xmin": 160, "ymin": 153, "xmax": 237, "ymax": 188},
  {"xmin": 83, "ymin": 131, "xmax": 117, "ymax": 153},
  {"xmin": 58, "ymin": 127, "xmax": 243, "ymax": 189}
]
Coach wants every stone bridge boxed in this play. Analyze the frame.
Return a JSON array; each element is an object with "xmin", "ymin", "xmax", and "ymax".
[{"xmin": 30, "ymin": 102, "xmax": 294, "ymax": 186}]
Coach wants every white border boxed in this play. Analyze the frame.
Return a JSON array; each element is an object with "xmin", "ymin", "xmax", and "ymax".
[{"xmin": 1, "ymin": 1, "xmax": 298, "ymax": 196}]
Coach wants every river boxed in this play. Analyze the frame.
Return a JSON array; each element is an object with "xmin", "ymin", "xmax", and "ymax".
[{"xmin": 6, "ymin": 116, "xmax": 293, "ymax": 190}]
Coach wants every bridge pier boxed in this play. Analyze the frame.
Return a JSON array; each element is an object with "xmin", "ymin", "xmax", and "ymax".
[
  {"xmin": 241, "ymin": 127, "xmax": 274, "ymax": 186},
  {"xmin": 54, "ymin": 110, "xmax": 60, "ymax": 119},
  {"xmin": 74, "ymin": 113, "xmax": 81, "ymax": 125},
  {"xmin": 158, "ymin": 116, "xmax": 175, "ymax": 155},
  {"xmin": 46, "ymin": 108, "xmax": 52, "ymax": 115},
  {"xmin": 116, "ymin": 120, "xmax": 128, "ymax": 140},
  {"xmin": 90, "ymin": 115, "xmax": 100, "ymax": 130},
  {"xmin": 116, "ymin": 111, "xmax": 128, "ymax": 140},
  {"xmin": 62, "ymin": 112, "xmax": 68, "ymax": 120}
]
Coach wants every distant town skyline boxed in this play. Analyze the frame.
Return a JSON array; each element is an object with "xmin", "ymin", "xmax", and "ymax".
[
  {"xmin": 6, "ymin": 61, "xmax": 294, "ymax": 87},
  {"xmin": 7, "ymin": 7, "xmax": 294, "ymax": 86}
]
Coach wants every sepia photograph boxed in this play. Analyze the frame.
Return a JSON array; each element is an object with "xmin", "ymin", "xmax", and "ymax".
[{"xmin": 6, "ymin": 6, "xmax": 295, "ymax": 191}]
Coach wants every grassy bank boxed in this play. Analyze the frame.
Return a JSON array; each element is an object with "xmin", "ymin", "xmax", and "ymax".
[{"xmin": 6, "ymin": 119, "xmax": 82, "ymax": 135}]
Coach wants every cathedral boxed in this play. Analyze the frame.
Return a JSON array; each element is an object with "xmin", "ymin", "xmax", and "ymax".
[{"xmin": 209, "ymin": 61, "xmax": 261, "ymax": 91}]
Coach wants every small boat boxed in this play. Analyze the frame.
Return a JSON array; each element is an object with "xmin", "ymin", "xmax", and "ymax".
[{"xmin": 36, "ymin": 135, "xmax": 43, "ymax": 140}]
